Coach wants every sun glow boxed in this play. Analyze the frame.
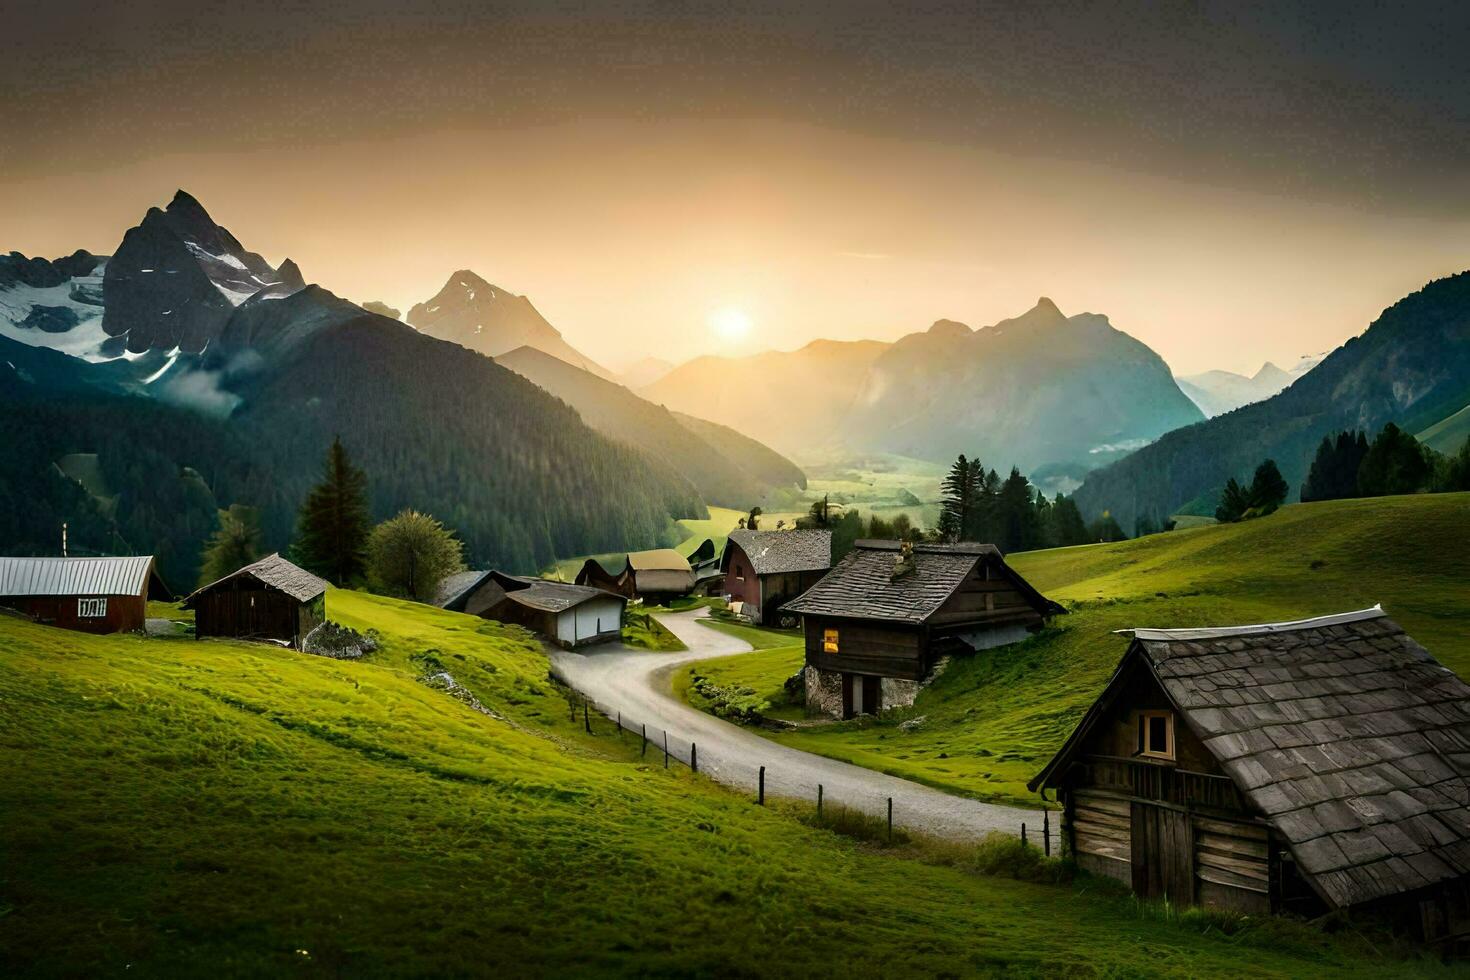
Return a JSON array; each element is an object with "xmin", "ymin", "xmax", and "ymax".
[{"xmin": 708, "ymin": 307, "xmax": 753, "ymax": 342}]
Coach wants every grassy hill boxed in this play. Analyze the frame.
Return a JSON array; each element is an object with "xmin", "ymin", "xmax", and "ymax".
[
  {"xmin": 2, "ymin": 588, "xmax": 1449, "ymax": 975},
  {"xmin": 687, "ymin": 494, "xmax": 1470, "ymax": 807}
]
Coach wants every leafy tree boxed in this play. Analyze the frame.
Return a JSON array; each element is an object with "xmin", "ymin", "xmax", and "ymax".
[
  {"xmin": 1046, "ymin": 494, "xmax": 1090, "ymax": 547},
  {"xmin": 198, "ymin": 505, "xmax": 262, "ymax": 586},
  {"xmin": 746, "ymin": 506, "xmax": 762, "ymax": 531},
  {"xmin": 1358, "ymin": 423, "xmax": 1432, "ymax": 496},
  {"xmin": 1247, "ymin": 459, "xmax": 1289, "ymax": 515},
  {"xmin": 366, "ymin": 509, "xmax": 466, "ymax": 602},
  {"xmin": 293, "ymin": 437, "xmax": 371, "ymax": 586}
]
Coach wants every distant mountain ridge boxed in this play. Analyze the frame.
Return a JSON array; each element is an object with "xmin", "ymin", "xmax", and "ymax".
[
  {"xmin": 1176, "ymin": 355, "xmax": 1323, "ymax": 417},
  {"xmin": 407, "ymin": 271, "xmax": 614, "ymax": 380},
  {"xmin": 643, "ymin": 299, "xmax": 1202, "ymax": 484},
  {"xmin": 1075, "ymin": 272, "xmax": 1470, "ymax": 529},
  {"xmin": 496, "ymin": 345, "xmax": 805, "ymax": 508}
]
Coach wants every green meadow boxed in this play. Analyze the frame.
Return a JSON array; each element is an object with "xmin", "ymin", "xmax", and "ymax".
[
  {"xmin": 682, "ymin": 493, "xmax": 1470, "ymax": 807},
  {"xmin": 3, "ymin": 576, "xmax": 1459, "ymax": 974}
]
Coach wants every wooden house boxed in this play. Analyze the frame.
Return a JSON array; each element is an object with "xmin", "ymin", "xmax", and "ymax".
[
  {"xmin": 0, "ymin": 555, "xmax": 170, "ymax": 634},
  {"xmin": 1029, "ymin": 607, "xmax": 1470, "ymax": 943},
  {"xmin": 183, "ymin": 553, "xmax": 328, "ymax": 648},
  {"xmin": 575, "ymin": 549, "xmax": 694, "ymax": 603},
  {"xmin": 783, "ymin": 540, "xmax": 1063, "ymax": 718},
  {"xmin": 720, "ymin": 528, "xmax": 832, "ymax": 627},
  {"xmin": 434, "ymin": 570, "xmax": 625, "ymax": 648}
]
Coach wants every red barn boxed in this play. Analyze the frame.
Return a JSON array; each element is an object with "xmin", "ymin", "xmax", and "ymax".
[
  {"xmin": 0, "ymin": 555, "xmax": 171, "ymax": 634},
  {"xmin": 721, "ymin": 529, "xmax": 832, "ymax": 627}
]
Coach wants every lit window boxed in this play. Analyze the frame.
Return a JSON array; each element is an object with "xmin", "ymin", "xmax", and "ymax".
[
  {"xmin": 1137, "ymin": 710, "xmax": 1174, "ymax": 760},
  {"xmin": 78, "ymin": 597, "xmax": 107, "ymax": 618},
  {"xmin": 823, "ymin": 628, "xmax": 839, "ymax": 654}
]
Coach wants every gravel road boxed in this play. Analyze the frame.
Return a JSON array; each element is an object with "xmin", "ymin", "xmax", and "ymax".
[{"xmin": 549, "ymin": 608, "xmax": 1043, "ymax": 841}]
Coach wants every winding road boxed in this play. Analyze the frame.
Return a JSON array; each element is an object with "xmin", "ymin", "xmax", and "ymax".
[{"xmin": 549, "ymin": 608, "xmax": 1041, "ymax": 841}]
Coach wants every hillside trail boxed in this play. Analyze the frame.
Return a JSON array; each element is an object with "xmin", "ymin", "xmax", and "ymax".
[{"xmin": 549, "ymin": 607, "xmax": 1043, "ymax": 842}]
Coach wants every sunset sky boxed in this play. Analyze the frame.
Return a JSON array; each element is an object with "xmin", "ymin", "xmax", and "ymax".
[{"xmin": 6, "ymin": 1, "xmax": 1469, "ymax": 375}]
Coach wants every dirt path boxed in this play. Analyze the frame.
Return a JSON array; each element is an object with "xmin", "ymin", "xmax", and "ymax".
[{"xmin": 548, "ymin": 608, "xmax": 1043, "ymax": 842}]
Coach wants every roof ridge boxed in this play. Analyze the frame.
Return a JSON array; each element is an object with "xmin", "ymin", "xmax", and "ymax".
[{"xmin": 1120, "ymin": 605, "xmax": 1385, "ymax": 640}]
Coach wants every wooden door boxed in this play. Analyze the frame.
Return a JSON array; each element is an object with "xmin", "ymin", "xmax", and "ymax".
[
  {"xmin": 862, "ymin": 675, "xmax": 881, "ymax": 715},
  {"xmin": 1130, "ymin": 803, "xmax": 1194, "ymax": 904}
]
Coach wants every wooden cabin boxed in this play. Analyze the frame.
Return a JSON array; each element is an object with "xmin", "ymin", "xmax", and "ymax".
[
  {"xmin": 0, "ymin": 555, "xmax": 170, "ymax": 634},
  {"xmin": 783, "ymin": 540, "xmax": 1063, "ymax": 718},
  {"xmin": 575, "ymin": 549, "xmax": 694, "ymax": 603},
  {"xmin": 721, "ymin": 528, "xmax": 831, "ymax": 627},
  {"xmin": 1030, "ymin": 607, "xmax": 1470, "ymax": 944},
  {"xmin": 435, "ymin": 570, "xmax": 625, "ymax": 648},
  {"xmin": 183, "ymin": 553, "xmax": 327, "ymax": 648}
]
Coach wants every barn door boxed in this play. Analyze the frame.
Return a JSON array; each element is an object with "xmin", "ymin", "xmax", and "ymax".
[
  {"xmin": 862, "ymin": 675, "xmax": 881, "ymax": 715},
  {"xmin": 1131, "ymin": 804, "xmax": 1194, "ymax": 904}
]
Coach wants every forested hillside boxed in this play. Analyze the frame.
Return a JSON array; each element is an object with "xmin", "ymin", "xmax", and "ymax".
[{"xmin": 1075, "ymin": 272, "xmax": 1470, "ymax": 528}]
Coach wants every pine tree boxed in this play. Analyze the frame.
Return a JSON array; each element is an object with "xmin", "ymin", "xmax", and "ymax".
[
  {"xmin": 938, "ymin": 455, "xmax": 977, "ymax": 541},
  {"xmin": 1215, "ymin": 478, "xmax": 1251, "ymax": 523},
  {"xmin": 1248, "ymin": 459, "xmax": 1289, "ymax": 514},
  {"xmin": 1358, "ymin": 423, "xmax": 1432, "ymax": 497},
  {"xmin": 294, "ymin": 437, "xmax": 371, "ymax": 586},
  {"xmin": 198, "ymin": 504, "xmax": 262, "ymax": 586}
]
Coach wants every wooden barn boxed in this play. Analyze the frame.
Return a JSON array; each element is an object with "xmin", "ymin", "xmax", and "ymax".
[
  {"xmin": 183, "ymin": 553, "xmax": 328, "ymax": 648},
  {"xmin": 434, "ymin": 570, "xmax": 625, "ymax": 648},
  {"xmin": 0, "ymin": 555, "xmax": 170, "ymax": 634},
  {"xmin": 721, "ymin": 528, "xmax": 832, "ymax": 627},
  {"xmin": 575, "ymin": 549, "xmax": 694, "ymax": 603},
  {"xmin": 1029, "ymin": 607, "xmax": 1470, "ymax": 944},
  {"xmin": 783, "ymin": 540, "xmax": 1063, "ymax": 718}
]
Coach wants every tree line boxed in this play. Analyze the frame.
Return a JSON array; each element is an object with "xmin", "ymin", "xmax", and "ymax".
[{"xmin": 1302, "ymin": 424, "xmax": 1470, "ymax": 502}]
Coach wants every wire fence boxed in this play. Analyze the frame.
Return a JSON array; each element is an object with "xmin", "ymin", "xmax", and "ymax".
[{"xmin": 551, "ymin": 667, "xmax": 1053, "ymax": 853}]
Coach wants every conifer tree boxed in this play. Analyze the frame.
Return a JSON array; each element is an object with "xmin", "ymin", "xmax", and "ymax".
[{"xmin": 294, "ymin": 437, "xmax": 372, "ymax": 586}]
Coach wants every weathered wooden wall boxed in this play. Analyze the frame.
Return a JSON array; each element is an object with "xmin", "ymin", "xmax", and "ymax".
[
  {"xmin": 1, "ymin": 593, "xmax": 147, "ymax": 634},
  {"xmin": 194, "ymin": 581, "xmax": 304, "ymax": 646},
  {"xmin": 803, "ymin": 614, "xmax": 925, "ymax": 679}
]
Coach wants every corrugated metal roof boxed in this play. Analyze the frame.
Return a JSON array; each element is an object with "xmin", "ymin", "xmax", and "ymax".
[{"xmin": 0, "ymin": 556, "xmax": 155, "ymax": 597}]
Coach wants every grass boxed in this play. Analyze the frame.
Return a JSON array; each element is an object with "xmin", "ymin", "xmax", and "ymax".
[
  {"xmin": 3, "ymin": 586, "xmax": 1456, "ymax": 975},
  {"xmin": 146, "ymin": 599, "xmax": 194, "ymax": 623},
  {"xmin": 677, "ymin": 494, "xmax": 1470, "ymax": 807},
  {"xmin": 620, "ymin": 607, "xmax": 686, "ymax": 651},
  {"xmin": 697, "ymin": 615, "xmax": 803, "ymax": 650}
]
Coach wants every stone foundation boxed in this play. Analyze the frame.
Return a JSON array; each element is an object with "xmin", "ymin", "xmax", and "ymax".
[
  {"xmin": 880, "ymin": 675, "xmax": 920, "ymax": 709},
  {"xmin": 804, "ymin": 666, "xmax": 844, "ymax": 718}
]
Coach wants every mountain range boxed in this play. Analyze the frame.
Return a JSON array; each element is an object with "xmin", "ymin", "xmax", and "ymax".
[
  {"xmin": 407, "ymin": 271, "xmax": 616, "ymax": 380},
  {"xmin": 1175, "ymin": 355, "xmax": 1323, "ymax": 417},
  {"xmin": 645, "ymin": 299, "xmax": 1203, "ymax": 486},
  {"xmin": 1074, "ymin": 272, "xmax": 1470, "ymax": 529},
  {"xmin": 0, "ymin": 192, "xmax": 716, "ymax": 582}
]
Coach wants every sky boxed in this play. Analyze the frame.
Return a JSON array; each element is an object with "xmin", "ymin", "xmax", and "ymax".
[{"xmin": 5, "ymin": 1, "xmax": 1469, "ymax": 375}]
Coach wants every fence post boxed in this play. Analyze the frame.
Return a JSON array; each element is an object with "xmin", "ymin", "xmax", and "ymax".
[
  {"xmin": 1022, "ymin": 822, "xmax": 1028, "ymax": 848},
  {"xmin": 583, "ymin": 700, "xmax": 591, "ymax": 734},
  {"xmin": 691, "ymin": 743, "xmax": 698, "ymax": 773},
  {"xmin": 817, "ymin": 784, "xmax": 823, "ymax": 819},
  {"xmin": 641, "ymin": 723, "xmax": 647, "ymax": 758},
  {"xmin": 758, "ymin": 766, "xmax": 765, "ymax": 805},
  {"xmin": 663, "ymin": 730, "xmax": 669, "ymax": 769},
  {"xmin": 887, "ymin": 798, "xmax": 893, "ymax": 842},
  {"xmin": 1043, "ymin": 809, "xmax": 1051, "ymax": 857}
]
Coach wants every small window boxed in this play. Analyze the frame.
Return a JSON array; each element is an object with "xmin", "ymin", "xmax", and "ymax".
[
  {"xmin": 735, "ymin": 563, "xmax": 745, "ymax": 582},
  {"xmin": 78, "ymin": 597, "xmax": 107, "ymax": 618},
  {"xmin": 1137, "ymin": 710, "xmax": 1174, "ymax": 760},
  {"xmin": 823, "ymin": 628, "xmax": 839, "ymax": 654}
]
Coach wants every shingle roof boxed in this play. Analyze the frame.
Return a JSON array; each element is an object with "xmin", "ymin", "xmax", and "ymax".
[
  {"xmin": 782, "ymin": 540, "xmax": 1060, "ymax": 624},
  {"xmin": 1033, "ymin": 607, "xmax": 1470, "ymax": 909},
  {"xmin": 0, "ymin": 555, "xmax": 157, "ymax": 598},
  {"xmin": 433, "ymin": 570, "xmax": 494, "ymax": 610},
  {"xmin": 494, "ymin": 574, "xmax": 624, "ymax": 613},
  {"xmin": 723, "ymin": 529, "xmax": 832, "ymax": 576},
  {"xmin": 184, "ymin": 553, "xmax": 328, "ymax": 606}
]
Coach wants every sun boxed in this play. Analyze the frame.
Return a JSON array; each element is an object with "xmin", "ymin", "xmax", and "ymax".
[{"xmin": 708, "ymin": 307, "xmax": 753, "ymax": 342}]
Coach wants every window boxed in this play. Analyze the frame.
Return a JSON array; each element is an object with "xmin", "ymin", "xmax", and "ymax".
[
  {"xmin": 1137, "ymin": 710, "xmax": 1174, "ymax": 760},
  {"xmin": 823, "ymin": 628, "xmax": 839, "ymax": 654},
  {"xmin": 735, "ymin": 562, "xmax": 744, "ymax": 582},
  {"xmin": 78, "ymin": 597, "xmax": 107, "ymax": 618}
]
